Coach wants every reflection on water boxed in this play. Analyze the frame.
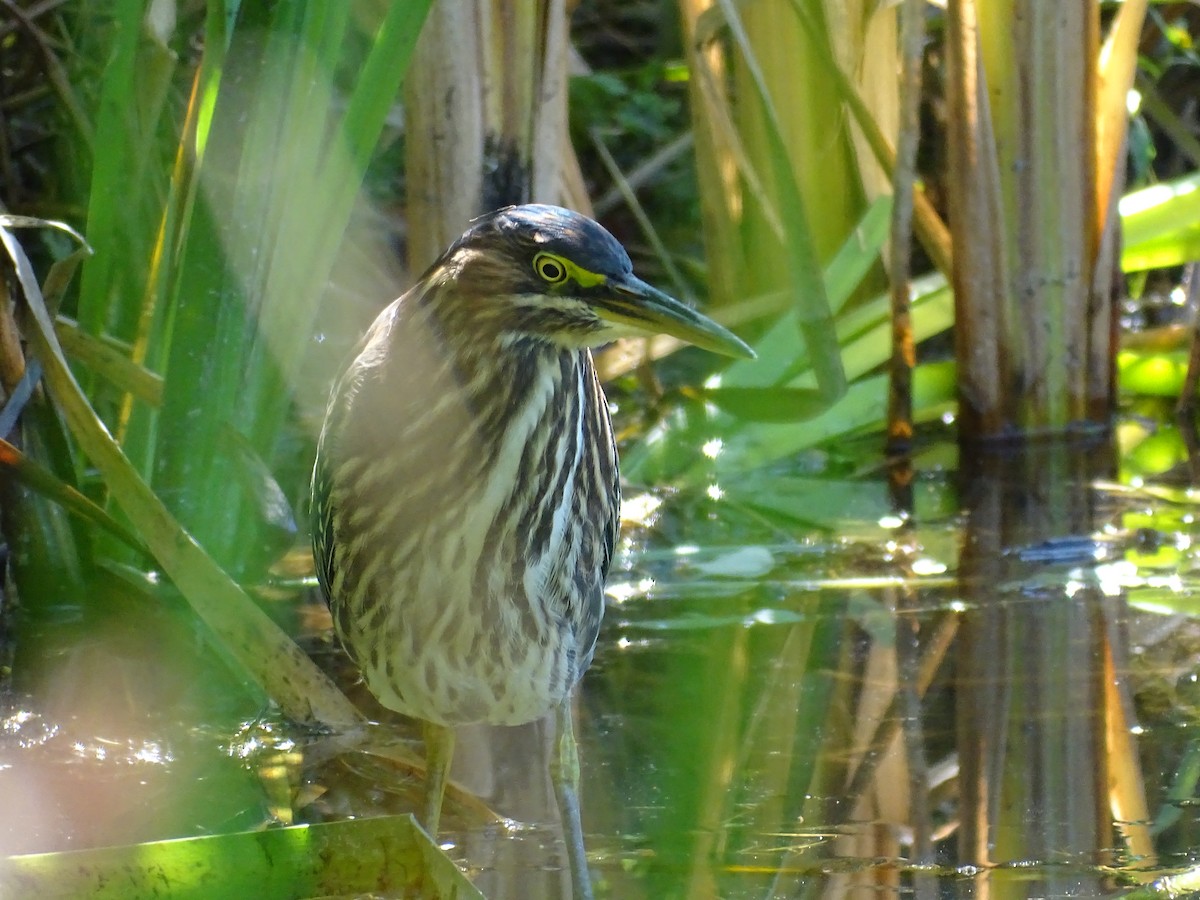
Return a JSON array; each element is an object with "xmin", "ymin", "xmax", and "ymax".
[
  {"xmin": 565, "ymin": 438, "xmax": 1200, "ymax": 898},
  {"xmin": 5, "ymin": 435, "xmax": 1200, "ymax": 897},
  {"xmin": 0, "ymin": 588, "xmax": 268, "ymax": 860}
]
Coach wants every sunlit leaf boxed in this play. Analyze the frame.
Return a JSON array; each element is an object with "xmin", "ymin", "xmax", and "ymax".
[
  {"xmin": 1120, "ymin": 171, "xmax": 1200, "ymax": 272},
  {"xmin": 1118, "ymin": 348, "xmax": 1190, "ymax": 397},
  {"xmin": 0, "ymin": 816, "xmax": 481, "ymax": 900},
  {"xmin": 704, "ymin": 386, "xmax": 832, "ymax": 422}
]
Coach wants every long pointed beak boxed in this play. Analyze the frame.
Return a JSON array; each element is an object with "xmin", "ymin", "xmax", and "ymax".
[{"xmin": 597, "ymin": 275, "xmax": 756, "ymax": 359}]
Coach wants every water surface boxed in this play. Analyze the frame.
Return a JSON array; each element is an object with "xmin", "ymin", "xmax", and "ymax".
[{"xmin": 3, "ymin": 431, "xmax": 1200, "ymax": 899}]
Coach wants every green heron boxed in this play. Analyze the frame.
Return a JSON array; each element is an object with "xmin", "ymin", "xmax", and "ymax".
[{"xmin": 311, "ymin": 204, "xmax": 752, "ymax": 896}]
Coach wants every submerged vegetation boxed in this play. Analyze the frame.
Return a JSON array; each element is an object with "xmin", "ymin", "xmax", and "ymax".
[{"xmin": 2, "ymin": 0, "xmax": 1200, "ymax": 896}]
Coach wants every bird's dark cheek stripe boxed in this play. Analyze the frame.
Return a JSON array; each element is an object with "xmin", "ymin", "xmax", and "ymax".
[{"xmin": 596, "ymin": 297, "xmax": 653, "ymax": 323}]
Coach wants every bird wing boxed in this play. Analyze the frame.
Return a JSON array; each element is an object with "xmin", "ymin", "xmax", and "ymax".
[{"xmin": 571, "ymin": 357, "xmax": 620, "ymax": 678}]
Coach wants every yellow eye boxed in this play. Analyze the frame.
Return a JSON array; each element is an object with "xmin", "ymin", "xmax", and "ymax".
[{"xmin": 533, "ymin": 253, "xmax": 570, "ymax": 285}]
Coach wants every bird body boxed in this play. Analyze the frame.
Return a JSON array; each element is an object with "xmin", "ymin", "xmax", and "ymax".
[
  {"xmin": 315, "ymin": 299, "xmax": 616, "ymax": 726},
  {"xmin": 313, "ymin": 208, "xmax": 625, "ymax": 729},
  {"xmin": 312, "ymin": 205, "xmax": 752, "ymax": 896}
]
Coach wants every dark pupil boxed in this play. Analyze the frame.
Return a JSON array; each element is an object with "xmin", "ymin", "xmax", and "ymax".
[{"xmin": 541, "ymin": 259, "xmax": 564, "ymax": 281}]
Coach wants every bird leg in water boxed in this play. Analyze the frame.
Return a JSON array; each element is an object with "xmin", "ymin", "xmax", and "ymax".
[
  {"xmin": 421, "ymin": 721, "xmax": 455, "ymax": 837},
  {"xmin": 552, "ymin": 697, "xmax": 594, "ymax": 900}
]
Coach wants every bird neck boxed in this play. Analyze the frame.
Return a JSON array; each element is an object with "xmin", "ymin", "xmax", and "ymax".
[
  {"xmin": 407, "ymin": 276, "xmax": 591, "ymax": 398},
  {"xmin": 335, "ymin": 294, "xmax": 595, "ymax": 521}
]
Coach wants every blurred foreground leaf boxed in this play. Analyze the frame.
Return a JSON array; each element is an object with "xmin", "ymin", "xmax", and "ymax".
[
  {"xmin": 148, "ymin": 2, "xmax": 433, "ymax": 574},
  {"xmin": 0, "ymin": 816, "xmax": 482, "ymax": 900},
  {"xmin": 0, "ymin": 218, "xmax": 363, "ymax": 730}
]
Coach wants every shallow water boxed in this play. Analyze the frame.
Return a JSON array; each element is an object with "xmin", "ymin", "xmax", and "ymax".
[{"xmin": 4, "ymin": 431, "xmax": 1200, "ymax": 898}]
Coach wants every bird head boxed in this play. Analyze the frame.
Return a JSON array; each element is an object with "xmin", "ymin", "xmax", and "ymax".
[{"xmin": 429, "ymin": 204, "xmax": 754, "ymax": 359}]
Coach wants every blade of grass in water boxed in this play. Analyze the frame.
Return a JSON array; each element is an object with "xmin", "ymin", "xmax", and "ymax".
[{"xmin": 713, "ymin": 0, "xmax": 846, "ymax": 407}]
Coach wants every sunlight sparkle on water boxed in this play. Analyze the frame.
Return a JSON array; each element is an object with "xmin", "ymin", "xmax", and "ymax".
[
  {"xmin": 231, "ymin": 736, "xmax": 262, "ymax": 760},
  {"xmin": 3, "ymin": 709, "xmax": 34, "ymax": 731},
  {"xmin": 133, "ymin": 741, "xmax": 173, "ymax": 765},
  {"xmin": 707, "ymin": 483, "xmax": 724, "ymax": 501},
  {"xmin": 607, "ymin": 583, "xmax": 637, "ymax": 604},
  {"xmin": 911, "ymin": 557, "xmax": 948, "ymax": 576},
  {"xmin": 606, "ymin": 578, "xmax": 654, "ymax": 605},
  {"xmin": 1095, "ymin": 560, "xmax": 1140, "ymax": 596},
  {"xmin": 72, "ymin": 741, "xmax": 107, "ymax": 761},
  {"xmin": 621, "ymin": 492, "xmax": 662, "ymax": 526},
  {"xmin": 1066, "ymin": 563, "xmax": 1131, "ymax": 598},
  {"xmin": 702, "ymin": 438, "xmax": 723, "ymax": 459},
  {"xmin": 878, "ymin": 514, "xmax": 906, "ymax": 529},
  {"xmin": 749, "ymin": 609, "xmax": 785, "ymax": 625},
  {"xmin": 1098, "ymin": 560, "xmax": 1189, "ymax": 610},
  {"xmin": 3, "ymin": 709, "xmax": 58, "ymax": 749}
]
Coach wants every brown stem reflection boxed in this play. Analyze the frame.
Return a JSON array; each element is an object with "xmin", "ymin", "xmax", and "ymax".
[{"xmin": 956, "ymin": 436, "xmax": 1126, "ymax": 899}]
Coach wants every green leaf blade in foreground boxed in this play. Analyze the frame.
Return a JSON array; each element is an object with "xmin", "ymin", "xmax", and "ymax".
[
  {"xmin": 153, "ymin": 2, "xmax": 434, "ymax": 574},
  {"xmin": 1, "ymin": 221, "xmax": 362, "ymax": 731},
  {"xmin": 0, "ymin": 816, "xmax": 482, "ymax": 900}
]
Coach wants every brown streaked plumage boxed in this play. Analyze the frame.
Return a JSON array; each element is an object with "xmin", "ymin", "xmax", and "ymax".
[{"xmin": 311, "ymin": 204, "xmax": 752, "ymax": 898}]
